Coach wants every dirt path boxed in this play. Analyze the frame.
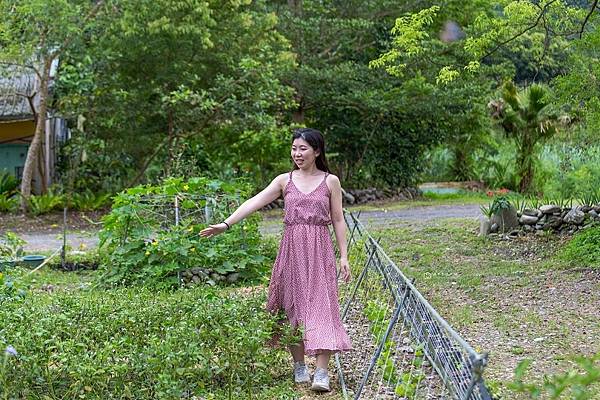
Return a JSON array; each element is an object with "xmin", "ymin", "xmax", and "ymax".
[
  {"xmin": 19, "ymin": 232, "xmax": 99, "ymax": 253},
  {"xmin": 260, "ymin": 203, "xmax": 482, "ymax": 235},
  {"xmin": 6, "ymin": 203, "xmax": 482, "ymax": 252}
]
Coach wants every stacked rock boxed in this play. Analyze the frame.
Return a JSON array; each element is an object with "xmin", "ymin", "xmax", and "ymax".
[
  {"xmin": 180, "ymin": 267, "xmax": 241, "ymax": 286},
  {"xmin": 261, "ymin": 186, "xmax": 422, "ymax": 210},
  {"xmin": 517, "ymin": 204, "xmax": 600, "ymax": 234}
]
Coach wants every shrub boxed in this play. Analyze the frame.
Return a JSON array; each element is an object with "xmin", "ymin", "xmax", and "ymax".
[
  {"xmin": 0, "ymin": 286, "xmax": 295, "ymax": 399},
  {"xmin": 0, "ymin": 232, "xmax": 25, "ymax": 262},
  {"xmin": 0, "ymin": 170, "xmax": 17, "ymax": 195},
  {"xmin": 560, "ymin": 225, "xmax": 600, "ymax": 268},
  {"xmin": 67, "ymin": 189, "xmax": 112, "ymax": 211},
  {"xmin": 538, "ymin": 144, "xmax": 600, "ymax": 200},
  {"xmin": 509, "ymin": 355, "xmax": 600, "ymax": 399},
  {"xmin": 27, "ymin": 188, "xmax": 64, "ymax": 215},
  {"xmin": 98, "ymin": 177, "xmax": 270, "ymax": 288},
  {"xmin": 0, "ymin": 193, "xmax": 18, "ymax": 213}
]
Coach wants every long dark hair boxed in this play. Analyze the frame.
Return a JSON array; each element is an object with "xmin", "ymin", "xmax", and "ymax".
[{"xmin": 292, "ymin": 128, "xmax": 330, "ymax": 173}]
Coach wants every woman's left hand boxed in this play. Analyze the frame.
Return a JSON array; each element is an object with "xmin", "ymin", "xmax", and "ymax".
[{"xmin": 339, "ymin": 258, "xmax": 351, "ymax": 283}]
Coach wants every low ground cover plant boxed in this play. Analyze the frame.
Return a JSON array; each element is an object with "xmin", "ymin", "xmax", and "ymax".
[
  {"xmin": 0, "ymin": 232, "xmax": 25, "ymax": 264},
  {"xmin": 0, "ymin": 285, "xmax": 295, "ymax": 399},
  {"xmin": 509, "ymin": 355, "xmax": 600, "ymax": 399},
  {"xmin": 559, "ymin": 225, "xmax": 600, "ymax": 268}
]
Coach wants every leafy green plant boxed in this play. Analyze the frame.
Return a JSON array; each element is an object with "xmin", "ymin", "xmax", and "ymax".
[
  {"xmin": 27, "ymin": 189, "xmax": 64, "ymax": 215},
  {"xmin": 511, "ymin": 196, "xmax": 527, "ymax": 214},
  {"xmin": 0, "ymin": 286, "xmax": 294, "ymax": 398},
  {"xmin": 480, "ymin": 203, "xmax": 494, "ymax": 218},
  {"xmin": 579, "ymin": 189, "xmax": 600, "ymax": 208},
  {"xmin": 486, "ymin": 195, "xmax": 513, "ymax": 216},
  {"xmin": 98, "ymin": 177, "xmax": 270, "ymax": 288},
  {"xmin": 0, "ymin": 193, "xmax": 18, "ymax": 213},
  {"xmin": 68, "ymin": 189, "xmax": 112, "ymax": 211},
  {"xmin": 509, "ymin": 355, "xmax": 600, "ymax": 399},
  {"xmin": 527, "ymin": 195, "xmax": 542, "ymax": 210},
  {"xmin": 0, "ymin": 232, "xmax": 25, "ymax": 261},
  {"xmin": 560, "ymin": 226, "xmax": 600, "ymax": 267},
  {"xmin": 0, "ymin": 171, "xmax": 18, "ymax": 195}
]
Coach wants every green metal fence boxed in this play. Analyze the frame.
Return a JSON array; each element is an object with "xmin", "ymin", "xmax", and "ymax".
[{"xmin": 334, "ymin": 210, "xmax": 491, "ymax": 400}]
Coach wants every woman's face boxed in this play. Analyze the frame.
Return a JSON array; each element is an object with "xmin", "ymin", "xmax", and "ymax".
[{"xmin": 291, "ymin": 138, "xmax": 320, "ymax": 169}]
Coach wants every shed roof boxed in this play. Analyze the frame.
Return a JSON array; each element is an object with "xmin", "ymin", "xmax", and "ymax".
[{"xmin": 0, "ymin": 61, "xmax": 58, "ymax": 122}]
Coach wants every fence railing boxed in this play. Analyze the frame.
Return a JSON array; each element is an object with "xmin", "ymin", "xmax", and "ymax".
[{"xmin": 333, "ymin": 210, "xmax": 491, "ymax": 400}]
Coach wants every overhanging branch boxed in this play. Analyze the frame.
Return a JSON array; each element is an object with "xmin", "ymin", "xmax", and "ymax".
[{"xmin": 579, "ymin": 0, "xmax": 598, "ymax": 39}]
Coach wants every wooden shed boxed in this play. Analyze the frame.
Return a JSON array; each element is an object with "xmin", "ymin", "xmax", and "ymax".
[{"xmin": 0, "ymin": 63, "xmax": 69, "ymax": 194}]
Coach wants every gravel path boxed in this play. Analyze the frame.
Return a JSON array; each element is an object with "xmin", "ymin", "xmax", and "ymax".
[
  {"xmin": 14, "ymin": 203, "xmax": 482, "ymax": 251},
  {"xmin": 20, "ymin": 232, "xmax": 100, "ymax": 253},
  {"xmin": 260, "ymin": 203, "xmax": 482, "ymax": 236}
]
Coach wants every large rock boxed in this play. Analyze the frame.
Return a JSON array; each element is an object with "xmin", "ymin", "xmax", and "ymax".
[
  {"xmin": 519, "ymin": 215, "xmax": 539, "ymax": 225},
  {"xmin": 564, "ymin": 208, "xmax": 585, "ymax": 225},
  {"xmin": 490, "ymin": 206, "xmax": 519, "ymax": 233},
  {"xmin": 545, "ymin": 215, "xmax": 563, "ymax": 230},
  {"xmin": 479, "ymin": 217, "xmax": 491, "ymax": 237},
  {"xmin": 522, "ymin": 208, "xmax": 539, "ymax": 217},
  {"xmin": 540, "ymin": 205, "xmax": 561, "ymax": 214}
]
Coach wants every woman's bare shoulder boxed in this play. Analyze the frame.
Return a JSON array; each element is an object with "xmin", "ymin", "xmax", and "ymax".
[
  {"xmin": 325, "ymin": 173, "xmax": 341, "ymax": 189},
  {"xmin": 272, "ymin": 172, "xmax": 292, "ymax": 188}
]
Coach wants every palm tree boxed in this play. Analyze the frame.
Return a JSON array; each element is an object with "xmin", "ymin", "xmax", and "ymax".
[{"xmin": 488, "ymin": 81, "xmax": 560, "ymax": 193}]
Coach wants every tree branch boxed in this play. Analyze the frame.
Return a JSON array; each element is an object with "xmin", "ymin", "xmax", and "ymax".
[
  {"xmin": 479, "ymin": 0, "xmax": 558, "ymax": 62},
  {"xmin": 579, "ymin": 0, "xmax": 598, "ymax": 39},
  {"xmin": 50, "ymin": 0, "xmax": 106, "ymax": 59}
]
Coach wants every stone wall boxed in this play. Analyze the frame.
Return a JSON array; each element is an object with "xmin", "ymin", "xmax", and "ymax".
[
  {"xmin": 261, "ymin": 187, "xmax": 422, "ymax": 210},
  {"xmin": 481, "ymin": 204, "xmax": 600, "ymax": 236}
]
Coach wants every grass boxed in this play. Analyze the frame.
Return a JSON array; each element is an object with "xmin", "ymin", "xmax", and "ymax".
[
  {"xmin": 5, "ymin": 197, "xmax": 599, "ymax": 399},
  {"xmin": 368, "ymin": 218, "xmax": 600, "ymax": 397},
  {"xmin": 2, "ymin": 266, "xmax": 344, "ymax": 400},
  {"xmin": 348, "ymin": 192, "xmax": 489, "ymax": 212}
]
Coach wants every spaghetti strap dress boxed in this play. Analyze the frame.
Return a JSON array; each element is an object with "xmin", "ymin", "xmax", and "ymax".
[{"xmin": 266, "ymin": 170, "xmax": 352, "ymax": 356}]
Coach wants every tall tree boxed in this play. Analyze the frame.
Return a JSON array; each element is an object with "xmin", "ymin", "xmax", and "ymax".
[
  {"xmin": 57, "ymin": 0, "xmax": 294, "ymax": 189},
  {"xmin": 0, "ymin": 0, "xmax": 109, "ymax": 211},
  {"xmin": 271, "ymin": 0, "xmax": 497, "ymax": 187}
]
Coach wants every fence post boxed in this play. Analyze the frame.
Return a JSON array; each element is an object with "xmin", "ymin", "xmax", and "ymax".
[{"xmin": 175, "ymin": 195, "xmax": 182, "ymax": 286}]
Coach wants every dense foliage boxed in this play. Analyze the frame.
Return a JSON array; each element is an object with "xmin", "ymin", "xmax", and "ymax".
[
  {"xmin": 56, "ymin": 0, "xmax": 294, "ymax": 191},
  {"xmin": 98, "ymin": 177, "xmax": 270, "ymax": 288},
  {"xmin": 0, "ymin": 285, "xmax": 296, "ymax": 399},
  {"xmin": 560, "ymin": 225, "xmax": 600, "ymax": 268}
]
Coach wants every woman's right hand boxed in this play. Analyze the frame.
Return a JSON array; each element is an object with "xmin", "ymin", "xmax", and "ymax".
[{"xmin": 199, "ymin": 223, "xmax": 229, "ymax": 238}]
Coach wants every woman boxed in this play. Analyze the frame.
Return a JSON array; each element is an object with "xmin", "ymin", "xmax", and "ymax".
[{"xmin": 200, "ymin": 127, "xmax": 352, "ymax": 392}]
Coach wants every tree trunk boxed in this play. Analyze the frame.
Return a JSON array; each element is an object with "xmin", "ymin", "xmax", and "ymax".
[
  {"xmin": 287, "ymin": 0, "xmax": 302, "ymax": 15},
  {"xmin": 517, "ymin": 139, "xmax": 535, "ymax": 193},
  {"xmin": 20, "ymin": 58, "xmax": 53, "ymax": 212}
]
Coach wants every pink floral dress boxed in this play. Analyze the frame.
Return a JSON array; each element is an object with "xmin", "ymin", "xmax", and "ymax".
[{"xmin": 267, "ymin": 170, "xmax": 352, "ymax": 355}]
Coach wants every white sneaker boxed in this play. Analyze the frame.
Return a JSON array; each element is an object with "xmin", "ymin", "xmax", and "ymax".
[
  {"xmin": 294, "ymin": 361, "xmax": 310, "ymax": 384},
  {"xmin": 311, "ymin": 367, "xmax": 330, "ymax": 392}
]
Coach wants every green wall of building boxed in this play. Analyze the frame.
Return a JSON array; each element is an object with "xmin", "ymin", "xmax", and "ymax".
[{"xmin": 0, "ymin": 144, "xmax": 28, "ymax": 178}]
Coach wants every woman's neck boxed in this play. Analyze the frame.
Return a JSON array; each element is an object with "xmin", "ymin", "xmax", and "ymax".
[{"xmin": 296, "ymin": 164, "xmax": 321, "ymax": 176}]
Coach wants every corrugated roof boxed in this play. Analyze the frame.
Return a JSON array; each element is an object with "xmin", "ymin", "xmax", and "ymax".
[
  {"xmin": 0, "ymin": 60, "xmax": 58, "ymax": 122},
  {"xmin": 0, "ymin": 66, "xmax": 39, "ymax": 121}
]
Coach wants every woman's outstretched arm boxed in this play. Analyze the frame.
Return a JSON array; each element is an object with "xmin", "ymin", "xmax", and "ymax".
[
  {"xmin": 328, "ymin": 175, "xmax": 351, "ymax": 283},
  {"xmin": 200, "ymin": 174, "xmax": 286, "ymax": 238}
]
